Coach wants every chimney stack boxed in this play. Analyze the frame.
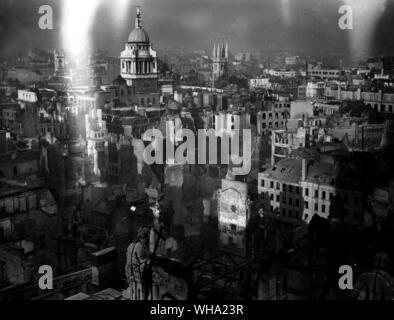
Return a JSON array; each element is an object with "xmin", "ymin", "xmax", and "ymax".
[{"xmin": 302, "ymin": 158, "xmax": 308, "ymax": 181}]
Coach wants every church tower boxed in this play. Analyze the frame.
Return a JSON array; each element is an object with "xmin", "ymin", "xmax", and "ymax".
[
  {"xmin": 212, "ymin": 42, "xmax": 229, "ymax": 83},
  {"xmin": 120, "ymin": 7, "xmax": 159, "ymax": 100},
  {"xmin": 54, "ymin": 50, "xmax": 66, "ymax": 76}
]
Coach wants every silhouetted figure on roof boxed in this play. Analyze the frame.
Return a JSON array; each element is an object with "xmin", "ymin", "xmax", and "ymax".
[{"xmin": 125, "ymin": 227, "xmax": 151, "ymax": 299}]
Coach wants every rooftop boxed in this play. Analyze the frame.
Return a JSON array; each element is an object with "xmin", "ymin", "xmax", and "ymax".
[
  {"xmin": 305, "ymin": 162, "xmax": 336, "ymax": 186},
  {"xmin": 263, "ymin": 158, "xmax": 302, "ymax": 183}
]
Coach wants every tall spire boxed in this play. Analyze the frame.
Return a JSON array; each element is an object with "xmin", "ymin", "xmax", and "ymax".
[
  {"xmin": 135, "ymin": 6, "xmax": 142, "ymax": 29},
  {"xmin": 213, "ymin": 43, "xmax": 217, "ymax": 60}
]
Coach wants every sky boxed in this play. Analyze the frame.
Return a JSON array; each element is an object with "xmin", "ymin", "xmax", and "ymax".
[{"xmin": 0, "ymin": 0, "xmax": 393, "ymax": 60}]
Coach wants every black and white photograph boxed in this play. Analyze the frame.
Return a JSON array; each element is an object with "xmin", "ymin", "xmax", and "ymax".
[{"xmin": 0, "ymin": 0, "xmax": 394, "ymax": 308}]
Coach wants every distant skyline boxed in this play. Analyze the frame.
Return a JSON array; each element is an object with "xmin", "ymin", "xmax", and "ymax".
[{"xmin": 1, "ymin": 0, "xmax": 394, "ymax": 61}]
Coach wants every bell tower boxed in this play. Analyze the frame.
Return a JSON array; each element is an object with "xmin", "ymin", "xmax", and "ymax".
[{"xmin": 212, "ymin": 42, "xmax": 229, "ymax": 84}]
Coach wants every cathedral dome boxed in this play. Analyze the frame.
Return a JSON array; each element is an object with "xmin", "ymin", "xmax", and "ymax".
[
  {"xmin": 128, "ymin": 8, "xmax": 150, "ymax": 43},
  {"xmin": 128, "ymin": 28, "xmax": 150, "ymax": 43}
]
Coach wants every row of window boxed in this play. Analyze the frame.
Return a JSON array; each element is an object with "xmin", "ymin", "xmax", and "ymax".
[
  {"xmin": 261, "ymin": 112, "xmax": 286, "ymax": 120},
  {"xmin": 266, "ymin": 192, "xmax": 328, "ymax": 213},
  {"xmin": 140, "ymin": 97, "xmax": 156, "ymax": 106},
  {"xmin": 266, "ymin": 193, "xmax": 300, "ymax": 206},
  {"xmin": 261, "ymin": 179, "xmax": 360, "ymax": 206},
  {"xmin": 305, "ymin": 188, "xmax": 333, "ymax": 200},
  {"xmin": 373, "ymin": 104, "xmax": 394, "ymax": 113},
  {"xmin": 94, "ymin": 141, "xmax": 105, "ymax": 149},
  {"xmin": 262, "ymin": 121, "xmax": 285, "ymax": 129},
  {"xmin": 2, "ymin": 111, "xmax": 16, "ymax": 118},
  {"xmin": 310, "ymin": 71, "xmax": 340, "ymax": 76},
  {"xmin": 116, "ymin": 89, "xmax": 132, "ymax": 97},
  {"xmin": 262, "ymin": 180, "xmax": 301, "ymax": 194}
]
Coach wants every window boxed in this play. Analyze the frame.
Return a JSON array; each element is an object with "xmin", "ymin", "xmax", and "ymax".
[
  {"xmin": 230, "ymin": 224, "xmax": 237, "ymax": 232},
  {"xmin": 276, "ymin": 182, "xmax": 280, "ymax": 190},
  {"xmin": 270, "ymin": 206, "xmax": 274, "ymax": 213},
  {"xmin": 305, "ymin": 201, "xmax": 309, "ymax": 209},
  {"xmin": 283, "ymin": 184, "xmax": 287, "ymax": 192},
  {"xmin": 295, "ymin": 186, "xmax": 300, "ymax": 194},
  {"xmin": 289, "ymin": 185, "xmax": 293, "ymax": 193},
  {"xmin": 276, "ymin": 195, "xmax": 280, "ymax": 202},
  {"xmin": 270, "ymin": 181, "xmax": 274, "ymax": 188},
  {"xmin": 322, "ymin": 205, "xmax": 326, "ymax": 213},
  {"xmin": 305, "ymin": 188, "xmax": 309, "ymax": 196},
  {"xmin": 261, "ymin": 179, "xmax": 265, "ymax": 187},
  {"xmin": 270, "ymin": 194, "xmax": 274, "ymax": 201},
  {"xmin": 314, "ymin": 190, "xmax": 318, "ymax": 198},
  {"xmin": 314, "ymin": 203, "xmax": 318, "ymax": 211},
  {"xmin": 295, "ymin": 199, "xmax": 300, "ymax": 207},
  {"xmin": 322, "ymin": 191, "xmax": 326, "ymax": 200},
  {"xmin": 289, "ymin": 210, "xmax": 293, "ymax": 218}
]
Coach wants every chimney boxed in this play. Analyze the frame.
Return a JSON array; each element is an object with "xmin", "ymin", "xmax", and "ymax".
[
  {"xmin": 302, "ymin": 158, "xmax": 308, "ymax": 181},
  {"xmin": 91, "ymin": 247, "xmax": 118, "ymax": 287}
]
